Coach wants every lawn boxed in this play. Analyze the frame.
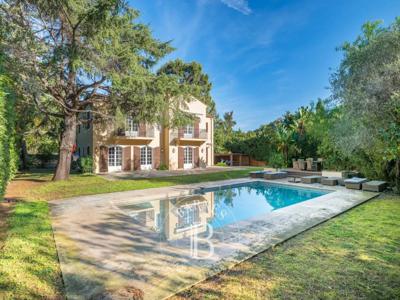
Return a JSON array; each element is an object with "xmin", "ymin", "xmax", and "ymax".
[
  {"xmin": 0, "ymin": 168, "xmax": 259, "ymax": 299},
  {"xmin": 173, "ymin": 194, "xmax": 400, "ymax": 300},
  {"xmin": 0, "ymin": 170, "xmax": 399, "ymax": 299},
  {"xmin": 25, "ymin": 168, "xmax": 260, "ymax": 201}
]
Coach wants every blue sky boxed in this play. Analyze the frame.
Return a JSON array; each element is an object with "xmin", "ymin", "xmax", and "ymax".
[{"xmin": 129, "ymin": 0, "xmax": 399, "ymax": 130}]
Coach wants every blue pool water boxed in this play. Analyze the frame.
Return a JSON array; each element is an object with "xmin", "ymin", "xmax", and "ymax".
[{"xmin": 196, "ymin": 181, "xmax": 329, "ymax": 228}]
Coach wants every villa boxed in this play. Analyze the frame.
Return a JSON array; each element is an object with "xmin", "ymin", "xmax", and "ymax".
[{"xmin": 76, "ymin": 98, "xmax": 214, "ymax": 173}]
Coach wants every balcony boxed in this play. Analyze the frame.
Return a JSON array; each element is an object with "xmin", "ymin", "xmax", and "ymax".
[
  {"xmin": 170, "ymin": 128, "xmax": 208, "ymax": 146},
  {"xmin": 112, "ymin": 125, "xmax": 155, "ymax": 145}
]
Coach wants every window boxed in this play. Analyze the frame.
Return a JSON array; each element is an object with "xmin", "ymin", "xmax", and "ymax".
[
  {"xmin": 140, "ymin": 146, "xmax": 152, "ymax": 166},
  {"xmin": 184, "ymin": 147, "xmax": 193, "ymax": 165},
  {"xmin": 87, "ymin": 146, "xmax": 90, "ymax": 156},
  {"xmin": 177, "ymin": 206, "xmax": 200, "ymax": 229},
  {"xmin": 183, "ymin": 124, "xmax": 194, "ymax": 137},
  {"xmin": 108, "ymin": 146, "xmax": 122, "ymax": 167},
  {"xmin": 126, "ymin": 117, "xmax": 139, "ymax": 133},
  {"xmin": 78, "ymin": 125, "xmax": 81, "ymax": 134}
]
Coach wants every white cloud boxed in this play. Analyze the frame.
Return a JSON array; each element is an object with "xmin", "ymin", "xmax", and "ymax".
[{"xmin": 220, "ymin": 0, "xmax": 252, "ymax": 15}]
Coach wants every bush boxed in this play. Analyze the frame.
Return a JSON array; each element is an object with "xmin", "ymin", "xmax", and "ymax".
[
  {"xmin": 77, "ymin": 156, "xmax": 93, "ymax": 174},
  {"xmin": 0, "ymin": 74, "xmax": 18, "ymax": 199},
  {"xmin": 268, "ymin": 152, "xmax": 285, "ymax": 170},
  {"xmin": 158, "ymin": 163, "xmax": 168, "ymax": 170},
  {"xmin": 216, "ymin": 162, "xmax": 228, "ymax": 167}
]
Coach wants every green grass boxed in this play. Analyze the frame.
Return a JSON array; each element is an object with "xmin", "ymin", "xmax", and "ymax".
[
  {"xmin": 174, "ymin": 195, "xmax": 400, "ymax": 300},
  {"xmin": 0, "ymin": 168, "xmax": 258, "ymax": 298},
  {"xmin": 30, "ymin": 168, "xmax": 260, "ymax": 201},
  {"xmin": 0, "ymin": 201, "xmax": 64, "ymax": 299},
  {"xmin": 2, "ymin": 170, "xmax": 399, "ymax": 299}
]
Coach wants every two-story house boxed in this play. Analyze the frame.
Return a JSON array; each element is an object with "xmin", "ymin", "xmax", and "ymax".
[{"xmin": 76, "ymin": 98, "xmax": 214, "ymax": 173}]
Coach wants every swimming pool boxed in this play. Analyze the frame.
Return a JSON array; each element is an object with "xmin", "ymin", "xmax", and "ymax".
[
  {"xmin": 195, "ymin": 181, "xmax": 330, "ymax": 228},
  {"xmin": 117, "ymin": 181, "xmax": 330, "ymax": 241},
  {"xmin": 52, "ymin": 178, "xmax": 375, "ymax": 299}
]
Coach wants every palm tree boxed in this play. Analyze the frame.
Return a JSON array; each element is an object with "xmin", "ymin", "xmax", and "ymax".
[
  {"xmin": 291, "ymin": 106, "xmax": 310, "ymax": 136},
  {"xmin": 275, "ymin": 123, "xmax": 293, "ymax": 166},
  {"xmin": 223, "ymin": 111, "xmax": 236, "ymax": 135}
]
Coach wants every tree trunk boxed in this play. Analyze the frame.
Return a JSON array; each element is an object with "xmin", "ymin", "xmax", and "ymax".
[
  {"xmin": 53, "ymin": 114, "xmax": 77, "ymax": 181},
  {"xmin": 20, "ymin": 138, "xmax": 29, "ymax": 170}
]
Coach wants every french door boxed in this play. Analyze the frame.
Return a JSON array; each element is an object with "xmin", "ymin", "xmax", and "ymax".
[
  {"xmin": 126, "ymin": 117, "xmax": 139, "ymax": 137},
  {"xmin": 183, "ymin": 124, "xmax": 194, "ymax": 138},
  {"xmin": 140, "ymin": 146, "xmax": 152, "ymax": 170},
  {"xmin": 183, "ymin": 147, "xmax": 193, "ymax": 169},
  {"xmin": 108, "ymin": 146, "xmax": 122, "ymax": 172}
]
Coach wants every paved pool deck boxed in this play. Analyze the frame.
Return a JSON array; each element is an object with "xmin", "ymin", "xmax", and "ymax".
[{"xmin": 50, "ymin": 178, "xmax": 378, "ymax": 300}]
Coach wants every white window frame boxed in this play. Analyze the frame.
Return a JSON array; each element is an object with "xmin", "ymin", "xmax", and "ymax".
[
  {"xmin": 183, "ymin": 146, "xmax": 193, "ymax": 169},
  {"xmin": 183, "ymin": 124, "xmax": 194, "ymax": 138},
  {"xmin": 140, "ymin": 146, "xmax": 152, "ymax": 170},
  {"xmin": 126, "ymin": 117, "xmax": 139, "ymax": 137},
  {"xmin": 177, "ymin": 205, "xmax": 200, "ymax": 230},
  {"xmin": 108, "ymin": 146, "xmax": 122, "ymax": 172}
]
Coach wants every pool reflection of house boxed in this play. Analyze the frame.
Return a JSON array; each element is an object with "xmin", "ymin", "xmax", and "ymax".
[{"xmin": 124, "ymin": 194, "xmax": 214, "ymax": 241}]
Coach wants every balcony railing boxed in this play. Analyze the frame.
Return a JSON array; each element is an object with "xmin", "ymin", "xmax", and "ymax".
[
  {"xmin": 170, "ymin": 129, "xmax": 208, "ymax": 140},
  {"xmin": 116, "ymin": 125, "xmax": 155, "ymax": 138}
]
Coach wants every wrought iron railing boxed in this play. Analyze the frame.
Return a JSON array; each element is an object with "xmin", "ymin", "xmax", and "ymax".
[
  {"xmin": 116, "ymin": 125, "xmax": 155, "ymax": 138},
  {"xmin": 170, "ymin": 129, "xmax": 208, "ymax": 140}
]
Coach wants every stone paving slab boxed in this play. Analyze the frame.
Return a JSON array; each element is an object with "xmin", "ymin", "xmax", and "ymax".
[{"xmin": 50, "ymin": 178, "xmax": 378, "ymax": 300}]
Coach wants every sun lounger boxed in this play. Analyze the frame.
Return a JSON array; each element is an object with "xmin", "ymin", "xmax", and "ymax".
[
  {"xmin": 249, "ymin": 171, "xmax": 266, "ymax": 178},
  {"xmin": 362, "ymin": 181, "xmax": 387, "ymax": 192},
  {"xmin": 301, "ymin": 175, "xmax": 323, "ymax": 184},
  {"xmin": 321, "ymin": 177, "xmax": 341, "ymax": 186},
  {"xmin": 297, "ymin": 159, "xmax": 306, "ymax": 170},
  {"xmin": 344, "ymin": 177, "xmax": 368, "ymax": 190},
  {"xmin": 264, "ymin": 171, "xmax": 288, "ymax": 180}
]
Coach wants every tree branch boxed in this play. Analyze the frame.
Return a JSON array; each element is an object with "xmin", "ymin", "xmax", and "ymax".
[
  {"xmin": 33, "ymin": 94, "xmax": 64, "ymax": 118},
  {"xmin": 76, "ymin": 76, "xmax": 106, "ymax": 96}
]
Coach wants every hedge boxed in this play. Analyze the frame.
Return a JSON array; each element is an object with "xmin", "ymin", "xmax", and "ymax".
[{"xmin": 0, "ymin": 75, "xmax": 18, "ymax": 199}]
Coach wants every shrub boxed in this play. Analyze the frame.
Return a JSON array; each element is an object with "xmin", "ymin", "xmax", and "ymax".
[
  {"xmin": 158, "ymin": 163, "xmax": 168, "ymax": 170},
  {"xmin": 77, "ymin": 156, "xmax": 93, "ymax": 174},
  {"xmin": 216, "ymin": 162, "xmax": 228, "ymax": 167},
  {"xmin": 0, "ymin": 74, "xmax": 18, "ymax": 199},
  {"xmin": 268, "ymin": 152, "xmax": 285, "ymax": 170}
]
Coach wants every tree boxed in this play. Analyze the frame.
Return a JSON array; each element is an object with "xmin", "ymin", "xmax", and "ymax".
[
  {"xmin": 157, "ymin": 59, "xmax": 215, "ymax": 114},
  {"xmin": 331, "ymin": 18, "xmax": 400, "ymax": 191},
  {"xmin": 156, "ymin": 59, "xmax": 215, "ymax": 128},
  {"xmin": 223, "ymin": 111, "xmax": 236, "ymax": 136},
  {"xmin": 0, "ymin": 0, "xmax": 173, "ymax": 180},
  {"xmin": 274, "ymin": 123, "xmax": 293, "ymax": 166},
  {"xmin": 214, "ymin": 111, "xmax": 237, "ymax": 154},
  {"xmin": 213, "ymin": 114, "xmax": 228, "ymax": 153}
]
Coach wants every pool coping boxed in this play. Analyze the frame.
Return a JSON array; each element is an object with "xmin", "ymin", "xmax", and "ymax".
[{"xmin": 50, "ymin": 178, "xmax": 379, "ymax": 300}]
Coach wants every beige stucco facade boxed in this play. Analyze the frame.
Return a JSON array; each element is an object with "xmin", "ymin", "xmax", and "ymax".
[{"xmin": 76, "ymin": 98, "xmax": 214, "ymax": 173}]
